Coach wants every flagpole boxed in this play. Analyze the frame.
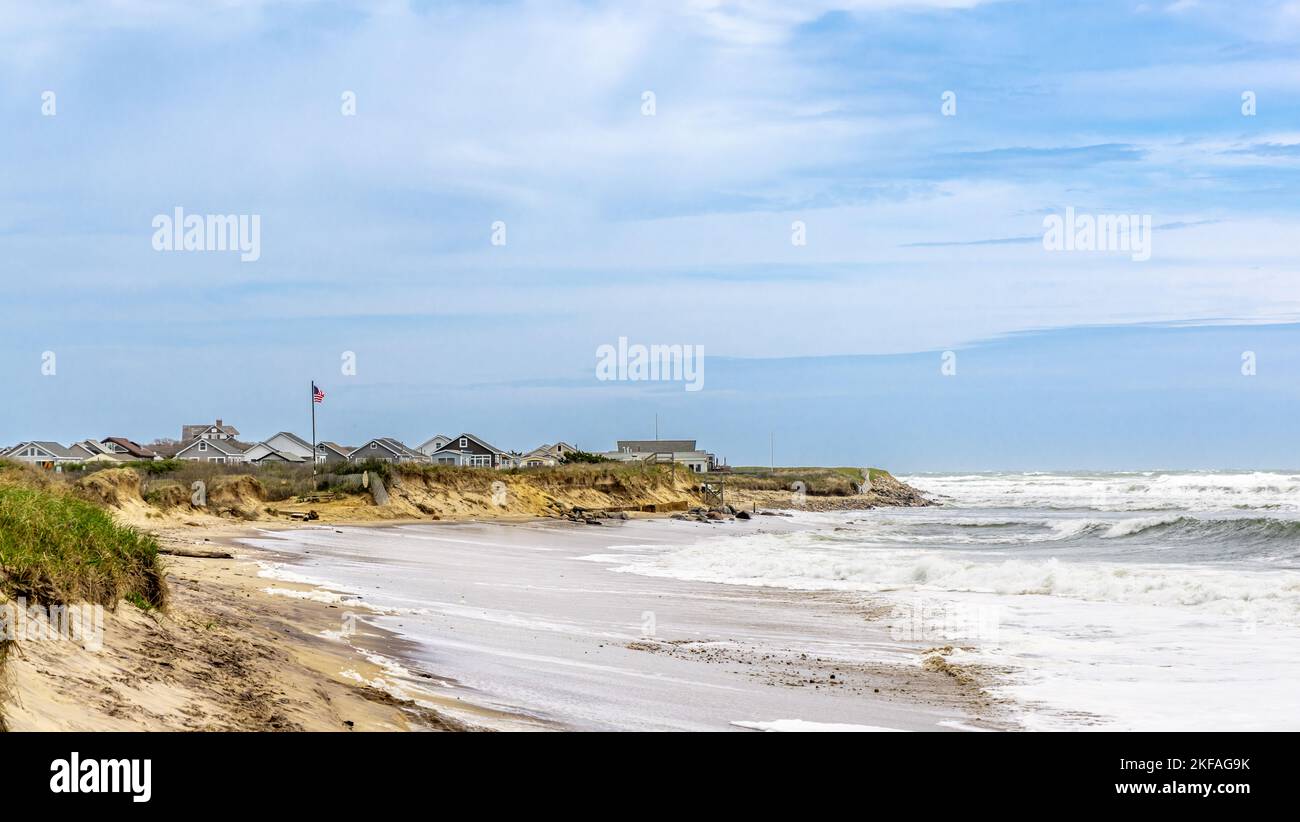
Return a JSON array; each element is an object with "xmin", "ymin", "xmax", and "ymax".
[{"xmin": 311, "ymin": 381, "xmax": 317, "ymax": 476}]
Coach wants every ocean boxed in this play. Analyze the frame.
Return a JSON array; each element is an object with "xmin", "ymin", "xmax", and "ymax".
[
  {"xmin": 246, "ymin": 471, "xmax": 1300, "ymax": 731},
  {"xmin": 607, "ymin": 471, "xmax": 1300, "ymax": 730}
]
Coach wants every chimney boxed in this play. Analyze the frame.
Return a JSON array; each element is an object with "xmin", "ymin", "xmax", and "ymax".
[{"xmin": 216, "ymin": 419, "xmax": 223, "ymax": 428}]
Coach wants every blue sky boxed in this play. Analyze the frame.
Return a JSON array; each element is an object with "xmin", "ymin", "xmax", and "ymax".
[{"xmin": 2, "ymin": 0, "xmax": 1299, "ymax": 469}]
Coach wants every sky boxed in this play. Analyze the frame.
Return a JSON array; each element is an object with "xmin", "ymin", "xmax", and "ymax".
[{"xmin": 1, "ymin": 0, "xmax": 1299, "ymax": 470}]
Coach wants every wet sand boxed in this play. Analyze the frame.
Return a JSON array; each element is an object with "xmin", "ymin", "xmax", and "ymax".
[{"xmin": 243, "ymin": 517, "xmax": 1007, "ymax": 731}]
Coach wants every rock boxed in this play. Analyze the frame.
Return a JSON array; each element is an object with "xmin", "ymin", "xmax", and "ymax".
[{"xmin": 736, "ymin": 510, "xmax": 751, "ymax": 520}]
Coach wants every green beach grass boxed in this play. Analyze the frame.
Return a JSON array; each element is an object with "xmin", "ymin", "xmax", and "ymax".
[
  {"xmin": 0, "ymin": 463, "xmax": 166, "ymax": 609},
  {"xmin": 727, "ymin": 466, "xmax": 875, "ymax": 496}
]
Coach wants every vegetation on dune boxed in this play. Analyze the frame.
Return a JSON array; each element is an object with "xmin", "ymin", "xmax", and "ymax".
[
  {"xmin": 0, "ymin": 475, "xmax": 166, "ymax": 609},
  {"xmin": 395, "ymin": 459, "xmax": 685, "ymax": 490},
  {"xmin": 332, "ymin": 459, "xmax": 391, "ymax": 482},
  {"xmin": 559, "ymin": 449, "xmax": 615, "ymax": 464},
  {"xmin": 727, "ymin": 466, "xmax": 877, "ymax": 496}
]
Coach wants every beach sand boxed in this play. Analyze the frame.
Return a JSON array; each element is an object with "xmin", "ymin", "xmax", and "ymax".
[
  {"xmin": 236, "ymin": 516, "xmax": 1009, "ymax": 731},
  {"xmin": 3, "ymin": 510, "xmax": 1004, "ymax": 732},
  {"xmin": 1, "ymin": 520, "xmax": 506, "ymax": 731}
]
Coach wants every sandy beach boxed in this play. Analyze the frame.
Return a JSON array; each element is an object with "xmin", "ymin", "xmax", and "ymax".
[
  {"xmin": 1, "ymin": 518, "xmax": 501, "ymax": 731},
  {"xmin": 2, "ymin": 510, "xmax": 1001, "ymax": 731},
  {"xmin": 238, "ymin": 515, "xmax": 1004, "ymax": 731}
]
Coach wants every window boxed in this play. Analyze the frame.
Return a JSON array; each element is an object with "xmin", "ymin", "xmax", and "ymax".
[
  {"xmin": 371, "ymin": 443, "xmax": 379, "ymax": 450},
  {"xmin": 470, "ymin": 454, "xmax": 490, "ymax": 467},
  {"xmin": 198, "ymin": 441, "xmax": 207, "ymax": 452},
  {"xmin": 460, "ymin": 437, "xmax": 468, "ymax": 448},
  {"xmin": 212, "ymin": 457, "xmax": 225, "ymax": 464}
]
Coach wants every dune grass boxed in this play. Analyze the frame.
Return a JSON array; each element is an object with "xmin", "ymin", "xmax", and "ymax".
[
  {"xmin": 0, "ymin": 482, "xmax": 166, "ymax": 609},
  {"xmin": 395, "ymin": 459, "xmax": 685, "ymax": 490},
  {"xmin": 726, "ymin": 466, "xmax": 874, "ymax": 496}
]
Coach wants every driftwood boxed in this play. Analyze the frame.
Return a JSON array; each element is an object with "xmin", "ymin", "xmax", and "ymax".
[{"xmin": 158, "ymin": 547, "xmax": 234, "ymax": 559}]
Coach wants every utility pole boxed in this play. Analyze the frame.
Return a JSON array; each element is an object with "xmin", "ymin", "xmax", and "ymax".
[
  {"xmin": 655, "ymin": 413, "xmax": 659, "ymax": 441},
  {"xmin": 769, "ymin": 432, "xmax": 774, "ymax": 469}
]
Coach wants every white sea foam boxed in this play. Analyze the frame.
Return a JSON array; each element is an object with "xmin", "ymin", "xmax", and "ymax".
[
  {"xmin": 607, "ymin": 472, "xmax": 1300, "ymax": 730},
  {"xmin": 1101, "ymin": 514, "xmax": 1183, "ymax": 538},
  {"xmin": 611, "ymin": 530, "xmax": 1300, "ymax": 625},
  {"xmin": 903, "ymin": 470, "xmax": 1300, "ymax": 512}
]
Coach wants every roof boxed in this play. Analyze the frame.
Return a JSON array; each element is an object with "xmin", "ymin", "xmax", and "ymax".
[
  {"xmin": 8, "ymin": 441, "xmax": 88, "ymax": 460},
  {"xmin": 267, "ymin": 431, "xmax": 313, "ymax": 450},
  {"xmin": 37, "ymin": 441, "xmax": 87, "ymax": 459},
  {"xmin": 353, "ymin": 437, "xmax": 423, "ymax": 459},
  {"xmin": 76, "ymin": 439, "xmax": 112, "ymax": 455},
  {"xmin": 525, "ymin": 441, "xmax": 576, "ymax": 458},
  {"xmin": 176, "ymin": 437, "xmax": 248, "ymax": 457},
  {"xmin": 248, "ymin": 447, "xmax": 307, "ymax": 463},
  {"xmin": 377, "ymin": 437, "xmax": 424, "ymax": 458},
  {"xmin": 181, "ymin": 421, "xmax": 241, "ymax": 440},
  {"xmin": 434, "ymin": 432, "xmax": 509, "ymax": 455},
  {"xmin": 318, "ymin": 441, "xmax": 355, "ymax": 456},
  {"xmin": 417, "ymin": 434, "xmax": 452, "ymax": 451},
  {"xmin": 102, "ymin": 437, "xmax": 158, "ymax": 459},
  {"xmin": 617, "ymin": 439, "xmax": 697, "ymax": 453}
]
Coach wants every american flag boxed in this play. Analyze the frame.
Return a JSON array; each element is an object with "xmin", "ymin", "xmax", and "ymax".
[{"xmin": 313, "ymin": 383, "xmax": 325, "ymax": 404}]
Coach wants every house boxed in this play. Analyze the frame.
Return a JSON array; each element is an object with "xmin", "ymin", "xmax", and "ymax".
[
  {"xmin": 100, "ymin": 437, "xmax": 161, "ymax": 461},
  {"xmin": 315, "ymin": 442, "xmax": 355, "ymax": 466},
  {"xmin": 180, "ymin": 419, "xmax": 240, "ymax": 442},
  {"xmin": 600, "ymin": 439, "xmax": 717, "ymax": 473},
  {"xmin": 242, "ymin": 432, "xmax": 314, "ymax": 464},
  {"xmin": 519, "ymin": 441, "xmax": 577, "ymax": 467},
  {"xmin": 416, "ymin": 434, "xmax": 453, "ymax": 456},
  {"xmin": 348, "ymin": 437, "xmax": 428, "ymax": 464},
  {"xmin": 2, "ymin": 441, "xmax": 94, "ymax": 469},
  {"xmin": 245, "ymin": 447, "xmax": 307, "ymax": 465},
  {"xmin": 72, "ymin": 440, "xmax": 129, "ymax": 464},
  {"xmin": 427, "ymin": 433, "xmax": 515, "ymax": 468},
  {"xmin": 74, "ymin": 439, "xmax": 118, "ymax": 458},
  {"xmin": 175, "ymin": 437, "xmax": 249, "ymax": 464}
]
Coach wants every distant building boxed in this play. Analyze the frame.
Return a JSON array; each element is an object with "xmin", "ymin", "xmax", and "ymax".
[
  {"xmin": 349, "ymin": 437, "xmax": 428, "ymax": 464},
  {"xmin": 175, "ymin": 437, "xmax": 249, "ymax": 464},
  {"xmin": 2, "ymin": 441, "xmax": 95, "ymax": 469},
  {"xmin": 243, "ymin": 432, "xmax": 314, "ymax": 463},
  {"xmin": 74, "ymin": 440, "xmax": 118, "ymax": 459},
  {"xmin": 180, "ymin": 419, "xmax": 240, "ymax": 442},
  {"xmin": 601, "ymin": 439, "xmax": 717, "ymax": 473},
  {"xmin": 427, "ymin": 433, "xmax": 515, "ymax": 468},
  {"xmin": 315, "ymin": 442, "xmax": 355, "ymax": 466},
  {"xmin": 416, "ymin": 434, "xmax": 453, "ymax": 456},
  {"xmin": 245, "ymin": 447, "xmax": 307, "ymax": 465},
  {"xmin": 100, "ymin": 437, "xmax": 161, "ymax": 461},
  {"xmin": 519, "ymin": 441, "xmax": 577, "ymax": 467}
]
